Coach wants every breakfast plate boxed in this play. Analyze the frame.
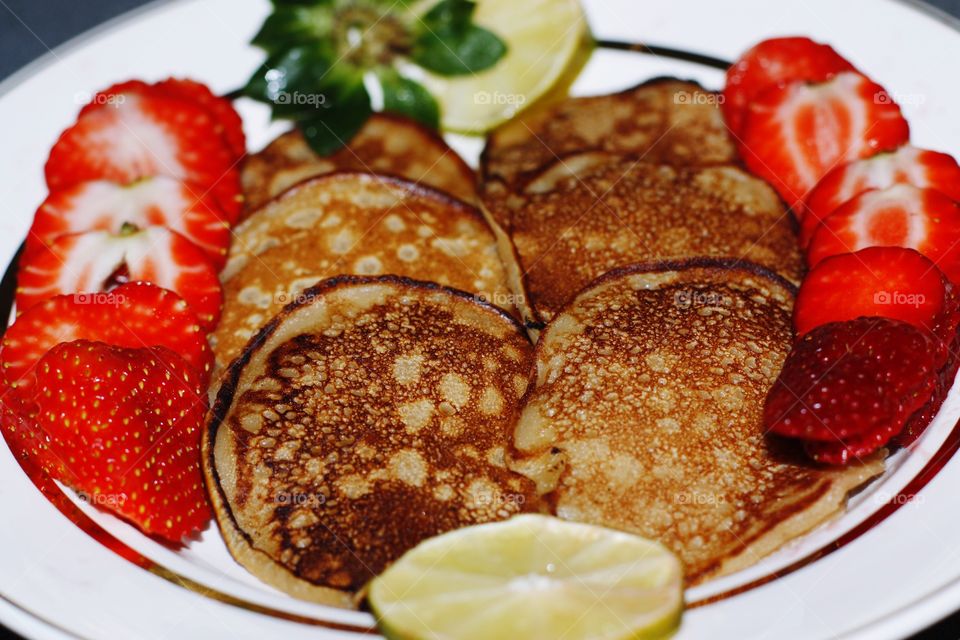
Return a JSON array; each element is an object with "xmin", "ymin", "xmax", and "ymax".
[{"xmin": 3, "ymin": 0, "xmax": 960, "ymax": 638}]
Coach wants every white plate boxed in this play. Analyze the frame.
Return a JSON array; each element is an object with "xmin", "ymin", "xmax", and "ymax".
[{"xmin": 2, "ymin": 0, "xmax": 960, "ymax": 638}]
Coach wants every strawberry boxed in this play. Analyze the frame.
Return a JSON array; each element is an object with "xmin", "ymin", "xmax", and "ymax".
[
  {"xmin": 739, "ymin": 72, "xmax": 910, "ymax": 210},
  {"xmin": 805, "ymin": 185, "xmax": 960, "ymax": 283},
  {"xmin": 28, "ymin": 177, "xmax": 231, "ymax": 269},
  {"xmin": 793, "ymin": 247, "xmax": 949, "ymax": 338},
  {"xmin": 723, "ymin": 36, "xmax": 856, "ymax": 137},
  {"xmin": 0, "ymin": 384, "xmax": 62, "ymax": 477},
  {"xmin": 1, "ymin": 282, "xmax": 212, "ymax": 393},
  {"xmin": 765, "ymin": 317, "xmax": 939, "ymax": 463},
  {"xmin": 46, "ymin": 86, "xmax": 242, "ymax": 222},
  {"xmin": 21, "ymin": 340, "xmax": 210, "ymax": 541},
  {"xmin": 154, "ymin": 78, "xmax": 246, "ymax": 160},
  {"xmin": 799, "ymin": 146, "xmax": 960, "ymax": 245},
  {"xmin": 16, "ymin": 226, "xmax": 223, "ymax": 329}
]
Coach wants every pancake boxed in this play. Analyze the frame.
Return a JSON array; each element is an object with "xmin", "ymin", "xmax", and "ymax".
[
  {"xmin": 492, "ymin": 152, "xmax": 803, "ymax": 325},
  {"xmin": 213, "ymin": 173, "xmax": 519, "ymax": 372},
  {"xmin": 241, "ymin": 113, "xmax": 476, "ymax": 213},
  {"xmin": 204, "ymin": 276, "xmax": 539, "ymax": 605},
  {"xmin": 509, "ymin": 260, "xmax": 884, "ymax": 584},
  {"xmin": 480, "ymin": 77, "xmax": 737, "ymax": 190}
]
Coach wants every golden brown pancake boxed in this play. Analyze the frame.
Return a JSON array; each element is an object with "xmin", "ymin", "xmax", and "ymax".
[
  {"xmin": 204, "ymin": 276, "xmax": 538, "ymax": 605},
  {"xmin": 241, "ymin": 113, "xmax": 476, "ymax": 213},
  {"xmin": 490, "ymin": 152, "xmax": 803, "ymax": 325},
  {"xmin": 480, "ymin": 77, "xmax": 736, "ymax": 190},
  {"xmin": 509, "ymin": 260, "xmax": 884, "ymax": 584},
  {"xmin": 213, "ymin": 173, "xmax": 518, "ymax": 372}
]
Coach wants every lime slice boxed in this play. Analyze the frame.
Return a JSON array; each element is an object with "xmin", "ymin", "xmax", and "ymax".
[
  {"xmin": 368, "ymin": 514, "xmax": 684, "ymax": 640},
  {"xmin": 418, "ymin": 0, "xmax": 592, "ymax": 133}
]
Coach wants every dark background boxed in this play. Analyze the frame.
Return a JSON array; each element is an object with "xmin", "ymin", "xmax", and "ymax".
[{"xmin": 2, "ymin": 1, "xmax": 960, "ymax": 639}]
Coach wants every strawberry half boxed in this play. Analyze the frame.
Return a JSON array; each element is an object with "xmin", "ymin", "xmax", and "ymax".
[
  {"xmin": 16, "ymin": 226, "xmax": 223, "ymax": 329},
  {"xmin": 1, "ymin": 281, "xmax": 212, "ymax": 393},
  {"xmin": 28, "ymin": 177, "xmax": 231, "ymax": 268},
  {"xmin": 766, "ymin": 317, "xmax": 940, "ymax": 465},
  {"xmin": 723, "ymin": 36, "xmax": 856, "ymax": 137},
  {"xmin": 23, "ymin": 340, "xmax": 210, "ymax": 541},
  {"xmin": 793, "ymin": 246, "xmax": 949, "ymax": 339},
  {"xmin": 806, "ymin": 185, "xmax": 960, "ymax": 283},
  {"xmin": 46, "ymin": 86, "xmax": 242, "ymax": 222},
  {"xmin": 799, "ymin": 146, "xmax": 960, "ymax": 245},
  {"xmin": 739, "ymin": 72, "xmax": 910, "ymax": 210}
]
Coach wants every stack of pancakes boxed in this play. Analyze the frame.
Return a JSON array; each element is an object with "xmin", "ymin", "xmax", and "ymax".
[{"xmin": 203, "ymin": 84, "xmax": 883, "ymax": 607}]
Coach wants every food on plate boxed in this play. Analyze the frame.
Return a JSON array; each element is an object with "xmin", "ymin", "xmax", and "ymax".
[
  {"xmin": 240, "ymin": 114, "xmax": 477, "ymax": 213},
  {"xmin": 793, "ymin": 246, "xmax": 951, "ymax": 337},
  {"xmin": 16, "ymin": 226, "xmax": 223, "ymax": 329},
  {"xmin": 805, "ymin": 184, "xmax": 960, "ymax": 282},
  {"xmin": 2, "ymin": 340, "xmax": 210, "ymax": 542},
  {"xmin": 204, "ymin": 277, "xmax": 537, "ymax": 605},
  {"xmin": 738, "ymin": 71, "xmax": 910, "ymax": 209},
  {"xmin": 722, "ymin": 36, "xmax": 856, "ymax": 137},
  {"xmin": 369, "ymin": 514, "xmax": 683, "ymax": 640},
  {"xmin": 212, "ymin": 173, "xmax": 519, "ymax": 372},
  {"xmin": 799, "ymin": 146, "xmax": 960, "ymax": 245},
  {"xmin": 491, "ymin": 152, "xmax": 802, "ymax": 325},
  {"xmin": 46, "ymin": 81, "xmax": 242, "ymax": 220},
  {"xmin": 510, "ymin": 260, "xmax": 884, "ymax": 583},
  {"xmin": 28, "ymin": 177, "xmax": 231, "ymax": 268},
  {"xmin": 1, "ymin": 281, "xmax": 213, "ymax": 391},
  {"xmin": 765, "ymin": 317, "xmax": 947, "ymax": 465},
  {"xmin": 481, "ymin": 77, "xmax": 736, "ymax": 190}
]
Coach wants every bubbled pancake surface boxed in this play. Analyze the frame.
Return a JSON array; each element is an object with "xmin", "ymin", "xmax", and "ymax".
[
  {"xmin": 213, "ymin": 173, "xmax": 516, "ymax": 372},
  {"xmin": 205, "ymin": 277, "xmax": 538, "ymax": 603},
  {"xmin": 490, "ymin": 153, "xmax": 803, "ymax": 324},
  {"xmin": 510, "ymin": 260, "xmax": 884, "ymax": 584},
  {"xmin": 241, "ymin": 113, "xmax": 476, "ymax": 213}
]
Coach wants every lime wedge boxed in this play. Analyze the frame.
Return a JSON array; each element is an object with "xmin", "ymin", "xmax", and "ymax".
[
  {"xmin": 368, "ymin": 514, "xmax": 684, "ymax": 640},
  {"xmin": 417, "ymin": 0, "xmax": 591, "ymax": 133}
]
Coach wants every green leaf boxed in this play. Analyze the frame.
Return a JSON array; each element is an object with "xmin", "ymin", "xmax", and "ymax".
[
  {"xmin": 411, "ymin": 0, "xmax": 507, "ymax": 76},
  {"xmin": 299, "ymin": 74, "xmax": 373, "ymax": 154},
  {"xmin": 252, "ymin": 5, "xmax": 335, "ymax": 53},
  {"xmin": 379, "ymin": 71, "xmax": 440, "ymax": 129},
  {"xmin": 242, "ymin": 46, "xmax": 338, "ymax": 111}
]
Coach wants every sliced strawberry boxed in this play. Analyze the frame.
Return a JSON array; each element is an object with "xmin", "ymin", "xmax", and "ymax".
[
  {"xmin": 16, "ymin": 227, "xmax": 222, "ymax": 329},
  {"xmin": 739, "ymin": 72, "xmax": 910, "ymax": 210},
  {"xmin": 46, "ymin": 87, "xmax": 242, "ymax": 223},
  {"xmin": 154, "ymin": 78, "xmax": 245, "ymax": 160},
  {"xmin": 723, "ymin": 36, "xmax": 856, "ymax": 137},
  {"xmin": 28, "ymin": 177, "xmax": 230, "ymax": 268},
  {"xmin": 799, "ymin": 146, "xmax": 960, "ymax": 245},
  {"xmin": 794, "ymin": 247, "xmax": 948, "ymax": 338},
  {"xmin": 806, "ymin": 185, "xmax": 960, "ymax": 283},
  {"xmin": 0, "ymin": 383, "xmax": 63, "ymax": 477},
  {"xmin": 1, "ymin": 281, "xmax": 212, "ymax": 393},
  {"xmin": 765, "ymin": 317, "xmax": 939, "ymax": 465},
  {"xmin": 24, "ymin": 340, "xmax": 210, "ymax": 541}
]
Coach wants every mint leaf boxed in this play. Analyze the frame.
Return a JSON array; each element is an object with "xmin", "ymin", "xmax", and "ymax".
[
  {"xmin": 242, "ymin": 46, "xmax": 339, "ymax": 115},
  {"xmin": 252, "ymin": 5, "xmax": 335, "ymax": 54},
  {"xmin": 299, "ymin": 74, "xmax": 373, "ymax": 155},
  {"xmin": 379, "ymin": 70, "xmax": 440, "ymax": 129},
  {"xmin": 411, "ymin": 0, "xmax": 506, "ymax": 76}
]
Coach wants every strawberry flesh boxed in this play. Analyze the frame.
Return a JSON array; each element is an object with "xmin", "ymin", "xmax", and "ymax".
[
  {"xmin": 739, "ymin": 72, "xmax": 910, "ymax": 210},
  {"xmin": 724, "ymin": 36, "xmax": 856, "ymax": 137}
]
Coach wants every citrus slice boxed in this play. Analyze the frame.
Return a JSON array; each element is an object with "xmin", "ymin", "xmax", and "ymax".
[
  {"xmin": 368, "ymin": 514, "xmax": 684, "ymax": 640},
  {"xmin": 418, "ymin": 0, "xmax": 591, "ymax": 133}
]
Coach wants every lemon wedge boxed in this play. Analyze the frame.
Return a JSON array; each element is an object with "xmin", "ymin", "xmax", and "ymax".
[
  {"xmin": 416, "ymin": 0, "xmax": 591, "ymax": 133},
  {"xmin": 368, "ymin": 514, "xmax": 684, "ymax": 640}
]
